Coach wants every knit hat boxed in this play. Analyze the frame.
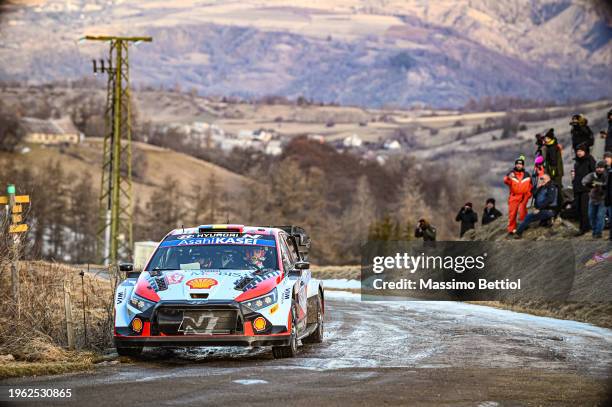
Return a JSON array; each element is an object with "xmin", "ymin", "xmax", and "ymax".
[
  {"xmin": 544, "ymin": 128, "xmax": 555, "ymax": 139},
  {"xmin": 464, "ymin": 202, "xmax": 473, "ymax": 208},
  {"xmin": 576, "ymin": 143, "xmax": 588, "ymax": 153},
  {"xmin": 596, "ymin": 160, "xmax": 606, "ymax": 169},
  {"xmin": 515, "ymin": 158, "xmax": 525, "ymax": 166},
  {"xmin": 534, "ymin": 155, "xmax": 544, "ymax": 165},
  {"xmin": 486, "ymin": 198, "xmax": 495, "ymax": 205}
]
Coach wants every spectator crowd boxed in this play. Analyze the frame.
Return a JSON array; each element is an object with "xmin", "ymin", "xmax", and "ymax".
[{"xmin": 415, "ymin": 109, "xmax": 612, "ymax": 241}]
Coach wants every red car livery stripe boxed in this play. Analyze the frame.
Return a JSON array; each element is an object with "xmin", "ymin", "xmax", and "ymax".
[
  {"xmin": 234, "ymin": 275, "xmax": 281, "ymax": 302},
  {"xmin": 134, "ymin": 277, "xmax": 161, "ymax": 302}
]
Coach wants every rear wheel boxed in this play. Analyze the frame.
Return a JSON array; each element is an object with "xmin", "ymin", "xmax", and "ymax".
[
  {"xmin": 116, "ymin": 342, "xmax": 143, "ymax": 357},
  {"xmin": 303, "ymin": 295, "xmax": 323, "ymax": 344},
  {"xmin": 272, "ymin": 303, "xmax": 298, "ymax": 359}
]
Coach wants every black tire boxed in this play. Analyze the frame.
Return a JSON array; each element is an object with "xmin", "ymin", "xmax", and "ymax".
[
  {"xmin": 303, "ymin": 295, "xmax": 323, "ymax": 344},
  {"xmin": 116, "ymin": 343, "xmax": 143, "ymax": 357},
  {"xmin": 272, "ymin": 302, "xmax": 298, "ymax": 359}
]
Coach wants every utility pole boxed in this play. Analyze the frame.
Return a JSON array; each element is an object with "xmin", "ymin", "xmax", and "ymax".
[{"xmin": 85, "ymin": 35, "xmax": 152, "ymax": 266}]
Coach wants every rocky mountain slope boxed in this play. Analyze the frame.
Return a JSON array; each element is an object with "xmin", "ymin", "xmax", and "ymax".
[{"xmin": 0, "ymin": 0, "xmax": 610, "ymax": 108}]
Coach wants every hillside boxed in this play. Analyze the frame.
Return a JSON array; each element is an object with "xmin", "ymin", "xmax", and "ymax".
[
  {"xmin": 3, "ymin": 84, "xmax": 610, "ymax": 217},
  {"xmin": 0, "ymin": 0, "xmax": 610, "ymax": 107},
  {"xmin": 2, "ymin": 138, "xmax": 250, "ymax": 208}
]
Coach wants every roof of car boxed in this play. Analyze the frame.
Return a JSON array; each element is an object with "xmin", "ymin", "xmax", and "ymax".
[{"xmin": 168, "ymin": 224, "xmax": 279, "ymax": 236}]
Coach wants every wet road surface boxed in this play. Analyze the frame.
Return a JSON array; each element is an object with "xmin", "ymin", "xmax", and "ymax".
[{"xmin": 3, "ymin": 291, "xmax": 611, "ymax": 406}]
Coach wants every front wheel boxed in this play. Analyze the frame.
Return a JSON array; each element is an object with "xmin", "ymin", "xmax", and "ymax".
[{"xmin": 272, "ymin": 303, "xmax": 298, "ymax": 359}]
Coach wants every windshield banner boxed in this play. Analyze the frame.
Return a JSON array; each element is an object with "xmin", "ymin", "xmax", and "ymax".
[{"xmin": 159, "ymin": 233, "xmax": 276, "ymax": 248}]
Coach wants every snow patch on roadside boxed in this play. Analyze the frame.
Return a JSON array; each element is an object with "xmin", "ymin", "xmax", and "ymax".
[
  {"xmin": 325, "ymin": 291, "xmax": 612, "ymax": 336},
  {"xmin": 323, "ymin": 279, "xmax": 361, "ymax": 289},
  {"xmin": 233, "ymin": 379, "xmax": 268, "ymax": 385}
]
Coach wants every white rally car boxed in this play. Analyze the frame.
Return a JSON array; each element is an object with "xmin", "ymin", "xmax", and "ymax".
[{"xmin": 114, "ymin": 224, "xmax": 324, "ymax": 358}]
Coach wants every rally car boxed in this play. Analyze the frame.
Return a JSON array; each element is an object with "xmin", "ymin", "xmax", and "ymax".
[{"xmin": 114, "ymin": 224, "xmax": 324, "ymax": 358}]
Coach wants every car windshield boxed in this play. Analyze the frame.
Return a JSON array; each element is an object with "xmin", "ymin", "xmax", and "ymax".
[{"xmin": 145, "ymin": 233, "xmax": 278, "ymax": 271}]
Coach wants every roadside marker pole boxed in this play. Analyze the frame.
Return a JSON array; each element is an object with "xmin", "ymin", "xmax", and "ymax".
[
  {"xmin": 1, "ymin": 184, "xmax": 30, "ymax": 317},
  {"xmin": 80, "ymin": 268, "xmax": 88, "ymax": 347},
  {"xmin": 63, "ymin": 279, "xmax": 76, "ymax": 350}
]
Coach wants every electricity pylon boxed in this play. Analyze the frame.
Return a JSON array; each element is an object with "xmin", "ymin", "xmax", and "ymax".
[{"xmin": 85, "ymin": 35, "xmax": 152, "ymax": 265}]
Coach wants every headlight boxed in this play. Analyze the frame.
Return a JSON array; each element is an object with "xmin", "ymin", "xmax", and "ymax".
[
  {"xmin": 129, "ymin": 293, "xmax": 155, "ymax": 312},
  {"xmin": 242, "ymin": 288, "xmax": 277, "ymax": 312}
]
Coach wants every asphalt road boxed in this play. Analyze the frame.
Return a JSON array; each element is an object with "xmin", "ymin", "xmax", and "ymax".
[{"xmin": 3, "ymin": 291, "xmax": 611, "ymax": 406}]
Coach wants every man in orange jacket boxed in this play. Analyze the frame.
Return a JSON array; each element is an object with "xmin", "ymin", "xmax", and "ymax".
[{"xmin": 504, "ymin": 157, "xmax": 532, "ymax": 234}]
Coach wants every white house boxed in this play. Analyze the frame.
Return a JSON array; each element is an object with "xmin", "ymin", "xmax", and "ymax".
[
  {"xmin": 384, "ymin": 140, "xmax": 402, "ymax": 150},
  {"xmin": 343, "ymin": 134, "xmax": 363, "ymax": 148}
]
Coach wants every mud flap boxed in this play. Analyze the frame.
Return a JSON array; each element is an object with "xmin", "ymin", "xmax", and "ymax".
[{"xmin": 307, "ymin": 295, "xmax": 319, "ymax": 324}]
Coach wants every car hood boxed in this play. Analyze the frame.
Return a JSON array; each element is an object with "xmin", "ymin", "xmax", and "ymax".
[{"xmin": 134, "ymin": 269, "xmax": 282, "ymax": 303}]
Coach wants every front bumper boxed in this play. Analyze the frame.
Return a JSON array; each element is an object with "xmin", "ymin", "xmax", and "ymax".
[
  {"xmin": 115, "ymin": 334, "xmax": 291, "ymax": 348},
  {"xmin": 115, "ymin": 299, "xmax": 289, "ymax": 347}
]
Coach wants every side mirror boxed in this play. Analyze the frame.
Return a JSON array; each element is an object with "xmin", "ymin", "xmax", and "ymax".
[
  {"xmin": 119, "ymin": 263, "xmax": 139, "ymax": 278},
  {"xmin": 119, "ymin": 263, "xmax": 133, "ymax": 272}
]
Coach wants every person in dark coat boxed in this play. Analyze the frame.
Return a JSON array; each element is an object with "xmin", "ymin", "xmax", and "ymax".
[
  {"xmin": 482, "ymin": 198, "xmax": 502, "ymax": 225},
  {"xmin": 515, "ymin": 174, "xmax": 559, "ymax": 238},
  {"xmin": 572, "ymin": 144, "xmax": 597, "ymax": 235},
  {"xmin": 582, "ymin": 161, "xmax": 608, "ymax": 238},
  {"xmin": 604, "ymin": 151, "xmax": 612, "ymax": 241},
  {"xmin": 455, "ymin": 202, "xmax": 478, "ymax": 237},
  {"xmin": 541, "ymin": 129, "xmax": 564, "ymax": 188},
  {"xmin": 414, "ymin": 218, "xmax": 437, "ymax": 241},
  {"xmin": 570, "ymin": 114, "xmax": 594, "ymax": 152},
  {"xmin": 605, "ymin": 109, "xmax": 612, "ymax": 153}
]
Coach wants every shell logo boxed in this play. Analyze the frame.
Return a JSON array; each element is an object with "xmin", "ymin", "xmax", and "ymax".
[{"xmin": 186, "ymin": 278, "xmax": 218, "ymax": 289}]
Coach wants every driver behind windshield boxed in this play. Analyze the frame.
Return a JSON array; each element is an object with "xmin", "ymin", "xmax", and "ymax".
[{"xmin": 195, "ymin": 254, "xmax": 213, "ymax": 269}]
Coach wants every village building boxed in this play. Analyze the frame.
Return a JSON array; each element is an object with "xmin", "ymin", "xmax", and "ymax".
[{"xmin": 21, "ymin": 116, "xmax": 83, "ymax": 145}]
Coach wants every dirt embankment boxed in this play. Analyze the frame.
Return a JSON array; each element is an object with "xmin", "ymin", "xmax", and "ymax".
[{"xmin": 464, "ymin": 218, "xmax": 612, "ymax": 328}]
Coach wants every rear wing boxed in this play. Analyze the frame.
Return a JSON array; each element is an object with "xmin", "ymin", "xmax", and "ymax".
[{"xmin": 273, "ymin": 225, "xmax": 311, "ymax": 260}]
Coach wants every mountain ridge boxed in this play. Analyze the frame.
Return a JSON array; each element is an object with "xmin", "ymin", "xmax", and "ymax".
[{"xmin": 0, "ymin": 0, "xmax": 610, "ymax": 108}]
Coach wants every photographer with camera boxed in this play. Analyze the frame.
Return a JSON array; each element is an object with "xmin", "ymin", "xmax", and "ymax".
[
  {"xmin": 570, "ymin": 114, "xmax": 594, "ymax": 153},
  {"xmin": 582, "ymin": 160, "xmax": 609, "ymax": 239},
  {"xmin": 455, "ymin": 202, "xmax": 478, "ymax": 238},
  {"xmin": 414, "ymin": 218, "xmax": 437, "ymax": 241}
]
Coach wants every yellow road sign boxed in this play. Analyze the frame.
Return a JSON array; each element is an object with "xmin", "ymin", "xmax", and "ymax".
[
  {"xmin": 12, "ymin": 214, "xmax": 22, "ymax": 223},
  {"xmin": 15, "ymin": 195, "xmax": 30, "ymax": 204},
  {"xmin": 0, "ymin": 196, "xmax": 6, "ymax": 205},
  {"xmin": 9, "ymin": 224, "xmax": 28, "ymax": 233},
  {"xmin": 12, "ymin": 205, "xmax": 22, "ymax": 213}
]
